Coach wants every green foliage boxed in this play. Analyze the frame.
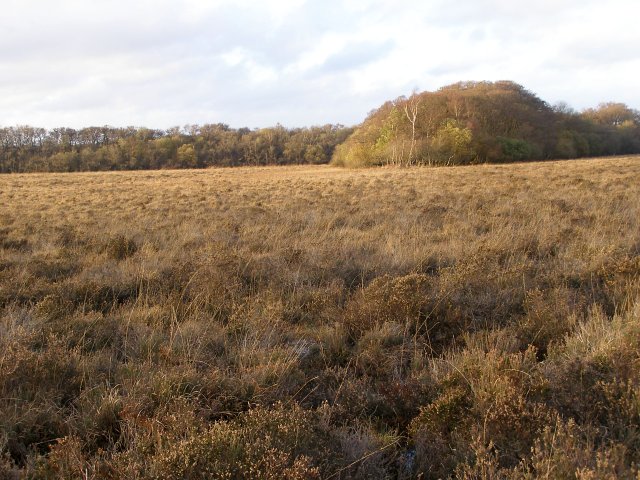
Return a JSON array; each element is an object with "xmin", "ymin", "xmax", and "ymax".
[
  {"xmin": 331, "ymin": 140, "xmax": 377, "ymax": 168},
  {"xmin": 555, "ymin": 129, "xmax": 591, "ymax": 158},
  {"xmin": 497, "ymin": 137, "xmax": 537, "ymax": 161},
  {"xmin": 176, "ymin": 143, "xmax": 197, "ymax": 168},
  {"xmin": 332, "ymin": 80, "xmax": 640, "ymax": 167},
  {"xmin": 432, "ymin": 120, "xmax": 475, "ymax": 164}
]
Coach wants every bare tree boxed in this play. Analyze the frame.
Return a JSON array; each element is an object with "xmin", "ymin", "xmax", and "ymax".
[{"xmin": 403, "ymin": 93, "xmax": 421, "ymax": 165}]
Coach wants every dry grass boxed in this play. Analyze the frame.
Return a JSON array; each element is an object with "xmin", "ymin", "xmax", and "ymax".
[{"xmin": 0, "ymin": 156, "xmax": 639, "ymax": 478}]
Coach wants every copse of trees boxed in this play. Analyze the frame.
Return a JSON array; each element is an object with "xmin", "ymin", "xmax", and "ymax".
[
  {"xmin": 0, "ymin": 123, "xmax": 353, "ymax": 173},
  {"xmin": 331, "ymin": 81, "xmax": 640, "ymax": 167}
]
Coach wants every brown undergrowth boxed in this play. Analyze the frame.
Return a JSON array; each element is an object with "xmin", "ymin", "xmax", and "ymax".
[{"xmin": 0, "ymin": 156, "xmax": 639, "ymax": 478}]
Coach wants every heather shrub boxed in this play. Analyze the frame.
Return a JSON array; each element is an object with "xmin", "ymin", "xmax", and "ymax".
[
  {"xmin": 334, "ymin": 423, "xmax": 402, "ymax": 479},
  {"xmin": 0, "ymin": 453, "xmax": 19, "ymax": 480},
  {"xmin": 322, "ymin": 374, "xmax": 392, "ymax": 426},
  {"xmin": 303, "ymin": 322, "xmax": 350, "ymax": 370},
  {"xmin": 409, "ymin": 384, "xmax": 473, "ymax": 477},
  {"xmin": 2, "ymin": 407, "xmax": 68, "ymax": 467},
  {"xmin": 516, "ymin": 287, "xmax": 580, "ymax": 356},
  {"xmin": 0, "ymin": 337, "xmax": 83, "ymax": 404},
  {"xmin": 27, "ymin": 254, "xmax": 79, "ymax": 282},
  {"xmin": 454, "ymin": 437, "xmax": 507, "ymax": 480},
  {"xmin": 1, "ymin": 158, "xmax": 639, "ymax": 477},
  {"xmin": 353, "ymin": 321, "xmax": 406, "ymax": 378},
  {"xmin": 34, "ymin": 308, "xmax": 124, "ymax": 354},
  {"xmin": 72, "ymin": 386, "xmax": 124, "ymax": 452},
  {"xmin": 343, "ymin": 273, "xmax": 432, "ymax": 339},
  {"xmin": 53, "ymin": 224, "xmax": 82, "ymax": 248},
  {"xmin": 377, "ymin": 377, "xmax": 433, "ymax": 431},
  {"xmin": 281, "ymin": 282, "xmax": 344, "ymax": 326},
  {"xmin": 478, "ymin": 388, "xmax": 555, "ymax": 467},
  {"xmin": 31, "ymin": 436, "xmax": 89, "ymax": 480},
  {"xmin": 61, "ymin": 278, "xmax": 139, "ymax": 313},
  {"xmin": 182, "ymin": 252, "xmax": 252, "ymax": 322},
  {"xmin": 104, "ymin": 235, "xmax": 138, "ymax": 260},
  {"xmin": 0, "ymin": 338, "xmax": 84, "ymax": 464},
  {"xmin": 585, "ymin": 379, "xmax": 640, "ymax": 449},
  {"xmin": 516, "ymin": 417, "xmax": 637, "ymax": 479},
  {"xmin": 149, "ymin": 403, "xmax": 322, "ymax": 480},
  {"xmin": 545, "ymin": 302, "xmax": 640, "ymax": 452},
  {"xmin": 0, "ymin": 237, "xmax": 29, "ymax": 251},
  {"xmin": 434, "ymin": 257, "xmax": 526, "ymax": 329},
  {"xmin": 34, "ymin": 294, "xmax": 74, "ymax": 322},
  {"xmin": 600, "ymin": 255, "xmax": 640, "ymax": 311},
  {"xmin": 411, "ymin": 346, "xmax": 552, "ymax": 475}
]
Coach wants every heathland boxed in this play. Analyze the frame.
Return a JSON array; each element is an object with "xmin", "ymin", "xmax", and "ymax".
[{"xmin": 1, "ymin": 156, "xmax": 639, "ymax": 478}]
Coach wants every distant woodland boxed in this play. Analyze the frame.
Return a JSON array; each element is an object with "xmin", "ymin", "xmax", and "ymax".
[
  {"xmin": 333, "ymin": 81, "xmax": 640, "ymax": 167},
  {"xmin": 2, "ymin": 81, "xmax": 639, "ymax": 173},
  {"xmin": 0, "ymin": 124, "xmax": 353, "ymax": 173}
]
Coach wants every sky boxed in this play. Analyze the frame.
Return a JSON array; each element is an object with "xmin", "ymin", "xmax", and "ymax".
[{"xmin": 2, "ymin": 0, "xmax": 639, "ymax": 129}]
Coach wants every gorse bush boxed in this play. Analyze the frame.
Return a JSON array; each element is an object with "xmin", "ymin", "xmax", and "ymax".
[{"xmin": 0, "ymin": 157, "xmax": 639, "ymax": 478}]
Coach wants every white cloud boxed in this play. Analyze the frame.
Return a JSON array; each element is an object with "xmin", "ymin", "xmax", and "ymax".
[{"xmin": 1, "ymin": 0, "xmax": 639, "ymax": 128}]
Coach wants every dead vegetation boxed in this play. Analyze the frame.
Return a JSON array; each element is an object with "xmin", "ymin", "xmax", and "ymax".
[{"xmin": 0, "ymin": 156, "xmax": 639, "ymax": 478}]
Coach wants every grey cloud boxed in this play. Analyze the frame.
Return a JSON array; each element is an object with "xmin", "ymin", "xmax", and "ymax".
[{"xmin": 1, "ymin": 0, "xmax": 639, "ymax": 128}]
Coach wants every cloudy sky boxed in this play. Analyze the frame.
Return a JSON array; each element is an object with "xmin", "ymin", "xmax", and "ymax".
[{"xmin": 2, "ymin": 0, "xmax": 639, "ymax": 129}]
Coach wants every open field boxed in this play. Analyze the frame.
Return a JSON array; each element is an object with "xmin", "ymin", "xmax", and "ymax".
[{"xmin": 1, "ymin": 156, "xmax": 640, "ymax": 478}]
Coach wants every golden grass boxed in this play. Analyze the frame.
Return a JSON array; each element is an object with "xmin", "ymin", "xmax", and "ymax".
[{"xmin": 1, "ymin": 156, "xmax": 639, "ymax": 478}]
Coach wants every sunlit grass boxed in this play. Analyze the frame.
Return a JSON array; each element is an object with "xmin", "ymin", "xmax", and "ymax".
[{"xmin": 1, "ymin": 156, "xmax": 639, "ymax": 478}]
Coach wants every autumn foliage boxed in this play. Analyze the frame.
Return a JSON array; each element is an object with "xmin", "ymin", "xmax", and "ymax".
[
  {"xmin": 332, "ymin": 81, "xmax": 640, "ymax": 167},
  {"xmin": 0, "ymin": 124, "xmax": 352, "ymax": 173}
]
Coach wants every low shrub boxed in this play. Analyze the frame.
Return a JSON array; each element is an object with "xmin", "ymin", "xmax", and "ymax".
[
  {"xmin": 149, "ymin": 403, "xmax": 323, "ymax": 480},
  {"xmin": 104, "ymin": 235, "xmax": 138, "ymax": 261}
]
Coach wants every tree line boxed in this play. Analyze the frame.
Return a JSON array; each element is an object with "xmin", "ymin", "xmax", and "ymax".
[
  {"xmin": 3, "ymin": 81, "xmax": 639, "ymax": 172},
  {"xmin": 331, "ymin": 81, "xmax": 640, "ymax": 167},
  {"xmin": 0, "ymin": 124, "xmax": 353, "ymax": 173}
]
